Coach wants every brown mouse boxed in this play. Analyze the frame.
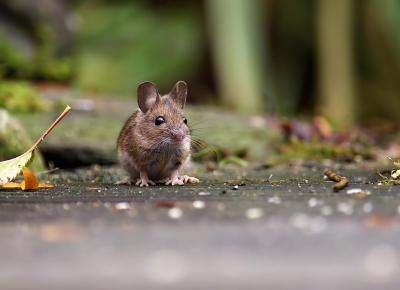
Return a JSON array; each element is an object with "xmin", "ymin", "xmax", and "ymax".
[{"xmin": 116, "ymin": 81, "xmax": 199, "ymax": 186}]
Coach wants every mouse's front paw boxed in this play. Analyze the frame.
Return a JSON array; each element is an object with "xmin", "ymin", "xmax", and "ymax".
[
  {"xmin": 135, "ymin": 178, "xmax": 155, "ymax": 187},
  {"xmin": 135, "ymin": 171, "xmax": 155, "ymax": 187},
  {"xmin": 165, "ymin": 178, "xmax": 184, "ymax": 186},
  {"xmin": 178, "ymin": 175, "xmax": 200, "ymax": 184}
]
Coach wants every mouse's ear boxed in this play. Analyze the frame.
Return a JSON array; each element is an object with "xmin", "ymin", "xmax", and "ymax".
[
  {"xmin": 137, "ymin": 81, "xmax": 159, "ymax": 113},
  {"xmin": 169, "ymin": 81, "xmax": 187, "ymax": 109}
]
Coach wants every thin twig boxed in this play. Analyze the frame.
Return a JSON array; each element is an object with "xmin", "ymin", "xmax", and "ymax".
[{"xmin": 35, "ymin": 167, "xmax": 60, "ymax": 176}]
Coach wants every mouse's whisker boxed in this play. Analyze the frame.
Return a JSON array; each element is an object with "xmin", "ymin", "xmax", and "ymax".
[
  {"xmin": 188, "ymin": 119, "xmax": 209, "ymax": 129},
  {"xmin": 190, "ymin": 137, "xmax": 209, "ymax": 152}
]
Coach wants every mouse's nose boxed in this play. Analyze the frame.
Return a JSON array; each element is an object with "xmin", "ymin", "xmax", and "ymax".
[
  {"xmin": 170, "ymin": 128, "xmax": 185, "ymax": 142},
  {"xmin": 173, "ymin": 132, "xmax": 183, "ymax": 142}
]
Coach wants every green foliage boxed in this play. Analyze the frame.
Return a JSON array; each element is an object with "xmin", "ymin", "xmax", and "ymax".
[
  {"xmin": 0, "ymin": 25, "xmax": 74, "ymax": 81},
  {"xmin": 271, "ymin": 135, "xmax": 373, "ymax": 163},
  {"xmin": 376, "ymin": 157, "xmax": 400, "ymax": 186},
  {"xmin": 35, "ymin": 25, "xmax": 74, "ymax": 80},
  {"xmin": 0, "ymin": 33, "xmax": 33, "ymax": 79},
  {"xmin": 76, "ymin": 2, "xmax": 204, "ymax": 95},
  {"xmin": 0, "ymin": 81, "xmax": 48, "ymax": 113},
  {"xmin": 192, "ymin": 146, "xmax": 248, "ymax": 168}
]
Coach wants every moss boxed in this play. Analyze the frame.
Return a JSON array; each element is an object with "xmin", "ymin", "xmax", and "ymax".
[
  {"xmin": 76, "ymin": 2, "xmax": 204, "ymax": 95},
  {"xmin": 0, "ymin": 33, "xmax": 34, "ymax": 79},
  {"xmin": 34, "ymin": 24, "xmax": 74, "ymax": 81},
  {"xmin": 269, "ymin": 135, "xmax": 374, "ymax": 164},
  {"xmin": 0, "ymin": 25, "xmax": 74, "ymax": 81},
  {"xmin": 0, "ymin": 81, "xmax": 49, "ymax": 113}
]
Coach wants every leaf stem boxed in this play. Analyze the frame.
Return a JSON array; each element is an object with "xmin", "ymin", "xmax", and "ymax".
[{"xmin": 30, "ymin": 105, "xmax": 71, "ymax": 151}]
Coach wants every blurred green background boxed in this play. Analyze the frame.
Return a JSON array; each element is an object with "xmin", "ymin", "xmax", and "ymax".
[{"xmin": 1, "ymin": 0, "xmax": 400, "ymax": 123}]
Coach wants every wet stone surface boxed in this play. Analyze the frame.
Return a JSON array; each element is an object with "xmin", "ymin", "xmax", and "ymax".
[{"xmin": 1, "ymin": 165, "xmax": 400, "ymax": 289}]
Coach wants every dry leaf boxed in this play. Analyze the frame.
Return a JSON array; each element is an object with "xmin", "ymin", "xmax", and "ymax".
[
  {"xmin": 0, "ymin": 106, "xmax": 70, "ymax": 185},
  {"xmin": 2, "ymin": 168, "xmax": 54, "ymax": 190},
  {"xmin": 2, "ymin": 182, "xmax": 21, "ymax": 188},
  {"xmin": 38, "ymin": 183, "xmax": 54, "ymax": 188},
  {"xmin": 21, "ymin": 167, "xmax": 39, "ymax": 190}
]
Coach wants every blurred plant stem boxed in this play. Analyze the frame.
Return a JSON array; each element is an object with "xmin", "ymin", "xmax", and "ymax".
[
  {"xmin": 205, "ymin": 0, "xmax": 269, "ymax": 113},
  {"xmin": 316, "ymin": 0, "xmax": 357, "ymax": 127},
  {"xmin": 381, "ymin": 0, "xmax": 400, "ymax": 66}
]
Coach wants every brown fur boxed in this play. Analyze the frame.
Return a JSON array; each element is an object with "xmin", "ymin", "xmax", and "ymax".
[{"xmin": 117, "ymin": 82, "xmax": 191, "ymax": 182}]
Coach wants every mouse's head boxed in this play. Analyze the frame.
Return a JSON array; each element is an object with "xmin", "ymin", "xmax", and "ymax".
[{"xmin": 137, "ymin": 81, "xmax": 190, "ymax": 145}]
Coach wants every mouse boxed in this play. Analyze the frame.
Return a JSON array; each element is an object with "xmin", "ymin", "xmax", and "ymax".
[{"xmin": 116, "ymin": 81, "xmax": 199, "ymax": 186}]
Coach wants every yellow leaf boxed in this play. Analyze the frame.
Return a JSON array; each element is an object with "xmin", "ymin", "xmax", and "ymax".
[
  {"xmin": 2, "ymin": 182, "xmax": 21, "ymax": 188},
  {"xmin": 0, "ymin": 151, "xmax": 35, "ymax": 185},
  {"xmin": 21, "ymin": 167, "xmax": 39, "ymax": 191},
  {"xmin": 39, "ymin": 183, "xmax": 54, "ymax": 188},
  {"xmin": 0, "ymin": 106, "xmax": 71, "ymax": 186},
  {"xmin": 1, "ymin": 173, "xmax": 54, "ymax": 190}
]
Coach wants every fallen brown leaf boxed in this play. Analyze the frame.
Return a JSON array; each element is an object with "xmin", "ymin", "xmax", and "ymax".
[
  {"xmin": 2, "ymin": 168, "xmax": 54, "ymax": 190},
  {"xmin": 2, "ymin": 182, "xmax": 21, "ymax": 188},
  {"xmin": 38, "ymin": 183, "xmax": 54, "ymax": 188},
  {"xmin": 21, "ymin": 167, "xmax": 39, "ymax": 190}
]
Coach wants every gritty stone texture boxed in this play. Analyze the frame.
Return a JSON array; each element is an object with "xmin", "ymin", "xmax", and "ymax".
[{"xmin": 1, "ymin": 165, "xmax": 400, "ymax": 289}]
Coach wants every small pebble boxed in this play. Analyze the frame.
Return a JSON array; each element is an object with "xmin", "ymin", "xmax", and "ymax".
[
  {"xmin": 193, "ymin": 200, "xmax": 205, "ymax": 209},
  {"xmin": 246, "ymin": 208, "xmax": 264, "ymax": 219},
  {"xmin": 168, "ymin": 208, "xmax": 183, "ymax": 219},
  {"xmin": 347, "ymin": 188, "xmax": 362, "ymax": 194},
  {"xmin": 115, "ymin": 202, "xmax": 131, "ymax": 211},
  {"xmin": 199, "ymin": 191, "xmax": 210, "ymax": 196},
  {"xmin": 308, "ymin": 198, "xmax": 318, "ymax": 208}
]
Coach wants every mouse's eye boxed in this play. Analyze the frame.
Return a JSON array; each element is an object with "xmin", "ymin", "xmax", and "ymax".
[
  {"xmin": 155, "ymin": 116, "xmax": 165, "ymax": 126},
  {"xmin": 182, "ymin": 117, "xmax": 187, "ymax": 124}
]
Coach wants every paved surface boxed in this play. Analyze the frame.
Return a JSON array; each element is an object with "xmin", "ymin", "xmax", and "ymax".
[{"xmin": 1, "ymin": 166, "xmax": 400, "ymax": 289}]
